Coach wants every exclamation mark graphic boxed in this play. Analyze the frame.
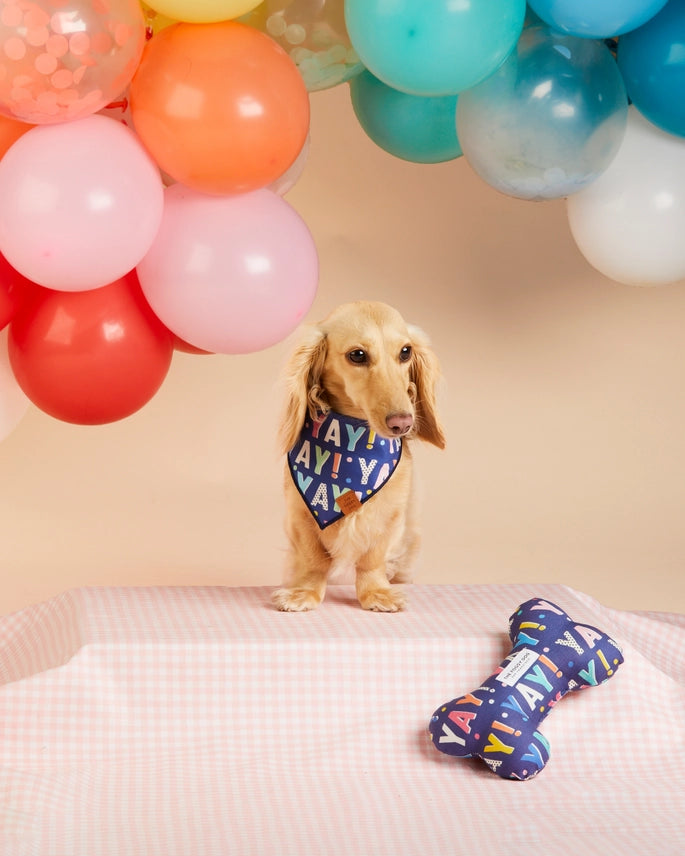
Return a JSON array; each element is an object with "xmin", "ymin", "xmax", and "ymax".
[
  {"xmin": 366, "ymin": 430, "xmax": 376, "ymax": 450},
  {"xmin": 539, "ymin": 654, "xmax": 563, "ymax": 678},
  {"xmin": 492, "ymin": 721, "xmax": 522, "ymax": 738},
  {"xmin": 331, "ymin": 453, "xmax": 341, "ymax": 479},
  {"xmin": 597, "ymin": 649, "xmax": 614, "ymax": 676}
]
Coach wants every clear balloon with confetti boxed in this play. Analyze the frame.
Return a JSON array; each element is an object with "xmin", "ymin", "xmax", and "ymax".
[
  {"xmin": 0, "ymin": 0, "xmax": 146, "ymax": 124},
  {"xmin": 240, "ymin": 0, "xmax": 362, "ymax": 91}
]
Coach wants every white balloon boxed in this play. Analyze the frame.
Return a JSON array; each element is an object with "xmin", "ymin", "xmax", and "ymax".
[
  {"xmin": 567, "ymin": 107, "xmax": 685, "ymax": 286},
  {"xmin": 0, "ymin": 328, "xmax": 29, "ymax": 442}
]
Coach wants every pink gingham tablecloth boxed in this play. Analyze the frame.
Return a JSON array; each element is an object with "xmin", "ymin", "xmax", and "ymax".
[{"xmin": 1, "ymin": 584, "xmax": 683, "ymax": 856}]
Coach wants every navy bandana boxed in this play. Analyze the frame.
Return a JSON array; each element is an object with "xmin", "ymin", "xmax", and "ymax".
[{"xmin": 287, "ymin": 410, "xmax": 403, "ymax": 529}]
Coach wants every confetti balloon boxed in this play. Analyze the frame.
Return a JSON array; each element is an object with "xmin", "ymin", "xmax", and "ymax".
[
  {"xmin": 241, "ymin": 0, "xmax": 362, "ymax": 91},
  {"xmin": 0, "ymin": 0, "xmax": 146, "ymax": 124},
  {"xmin": 457, "ymin": 26, "xmax": 627, "ymax": 200}
]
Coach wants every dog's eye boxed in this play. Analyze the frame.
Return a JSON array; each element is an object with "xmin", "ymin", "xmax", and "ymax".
[
  {"xmin": 399, "ymin": 345, "xmax": 412, "ymax": 363},
  {"xmin": 347, "ymin": 349, "xmax": 368, "ymax": 365}
]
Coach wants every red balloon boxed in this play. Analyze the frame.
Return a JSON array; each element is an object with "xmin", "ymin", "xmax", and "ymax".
[
  {"xmin": 8, "ymin": 272, "xmax": 173, "ymax": 424},
  {"xmin": 0, "ymin": 278, "xmax": 13, "ymax": 332}
]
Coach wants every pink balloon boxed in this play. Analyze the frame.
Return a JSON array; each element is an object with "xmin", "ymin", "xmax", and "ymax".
[
  {"xmin": 136, "ymin": 184, "xmax": 319, "ymax": 354},
  {"xmin": 0, "ymin": 115, "xmax": 164, "ymax": 291}
]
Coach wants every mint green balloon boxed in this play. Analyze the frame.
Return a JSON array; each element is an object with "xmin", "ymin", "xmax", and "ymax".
[
  {"xmin": 344, "ymin": 0, "xmax": 526, "ymax": 96},
  {"xmin": 350, "ymin": 70, "xmax": 461, "ymax": 163}
]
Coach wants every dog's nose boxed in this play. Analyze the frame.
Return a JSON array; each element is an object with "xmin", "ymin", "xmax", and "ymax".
[{"xmin": 386, "ymin": 412, "xmax": 414, "ymax": 436}]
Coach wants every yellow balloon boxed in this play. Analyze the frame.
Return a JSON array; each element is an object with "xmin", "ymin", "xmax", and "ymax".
[{"xmin": 144, "ymin": 1, "xmax": 262, "ymax": 23}]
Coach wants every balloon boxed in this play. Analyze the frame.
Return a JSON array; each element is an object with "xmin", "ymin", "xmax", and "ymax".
[
  {"xmin": 0, "ymin": 114, "xmax": 31, "ymax": 158},
  {"xmin": 0, "ymin": 279, "xmax": 12, "ymax": 332},
  {"xmin": 268, "ymin": 135, "xmax": 310, "ymax": 196},
  {"xmin": 141, "ymin": 2, "xmax": 177, "ymax": 36},
  {"xmin": 172, "ymin": 336, "xmax": 213, "ymax": 355},
  {"xmin": 145, "ymin": 0, "xmax": 261, "ymax": 23},
  {"xmin": 0, "ymin": 253, "xmax": 34, "ymax": 331},
  {"xmin": 0, "ymin": 0, "xmax": 145, "ymax": 124},
  {"xmin": 456, "ymin": 26, "xmax": 627, "ymax": 200},
  {"xmin": 99, "ymin": 87, "xmax": 134, "ymax": 129},
  {"xmin": 618, "ymin": 0, "xmax": 685, "ymax": 138},
  {"xmin": 567, "ymin": 107, "xmax": 685, "ymax": 286},
  {"xmin": 129, "ymin": 22, "xmax": 310, "ymax": 195},
  {"xmin": 0, "ymin": 115, "xmax": 164, "ymax": 292},
  {"xmin": 0, "ymin": 328, "xmax": 29, "ymax": 442},
  {"xmin": 240, "ymin": 0, "xmax": 363, "ymax": 91},
  {"xmin": 136, "ymin": 184, "xmax": 319, "ymax": 354},
  {"xmin": 8, "ymin": 272, "xmax": 173, "ymax": 425},
  {"xmin": 344, "ymin": 0, "xmax": 526, "ymax": 96},
  {"xmin": 350, "ymin": 70, "xmax": 461, "ymax": 164},
  {"xmin": 527, "ymin": 0, "xmax": 669, "ymax": 38}
]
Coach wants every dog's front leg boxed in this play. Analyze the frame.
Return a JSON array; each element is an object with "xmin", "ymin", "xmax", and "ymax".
[
  {"xmin": 355, "ymin": 541, "xmax": 407, "ymax": 612},
  {"xmin": 272, "ymin": 518, "xmax": 331, "ymax": 612}
]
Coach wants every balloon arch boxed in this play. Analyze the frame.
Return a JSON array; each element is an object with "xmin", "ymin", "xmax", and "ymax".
[{"xmin": 0, "ymin": 0, "xmax": 683, "ymax": 435}]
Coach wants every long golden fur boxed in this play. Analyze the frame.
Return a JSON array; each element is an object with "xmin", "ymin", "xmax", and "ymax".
[{"xmin": 272, "ymin": 301, "xmax": 445, "ymax": 612}]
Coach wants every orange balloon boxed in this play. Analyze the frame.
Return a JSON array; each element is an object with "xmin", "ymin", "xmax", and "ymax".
[
  {"xmin": 129, "ymin": 21, "xmax": 310, "ymax": 194},
  {"xmin": 0, "ymin": 114, "xmax": 31, "ymax": 158}
]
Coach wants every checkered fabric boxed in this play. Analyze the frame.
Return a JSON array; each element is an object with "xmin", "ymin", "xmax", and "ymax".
[{"xmin": 1, "ymin": 584, "xmax": 683, "ymax": 856}]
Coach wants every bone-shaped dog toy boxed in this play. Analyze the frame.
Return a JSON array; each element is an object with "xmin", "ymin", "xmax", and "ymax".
[{"xmin": 428, "ymin": 597, "xmax": 624, "ymax": 780}]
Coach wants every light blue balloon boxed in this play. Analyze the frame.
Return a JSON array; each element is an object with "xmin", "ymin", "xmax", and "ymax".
[
  {"xmin": 527, "ymin": 0, "xmax": 669, "ymax": 38},
  {"xmin": 349, "ymin": 70, "xmax": 461, "ymax": 164},
  {"xmin": 344, "ymin": 0, "xmax": 526, "ymax": 96},
  {"xmin": 456, "ymin": 26, "xmax": 628, "ymax": 200},
  {"xmin": 618, "ymin": 0, "xmax": 685, "ymax": 137}
]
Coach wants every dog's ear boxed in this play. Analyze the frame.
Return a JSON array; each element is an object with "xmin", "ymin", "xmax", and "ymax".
[
  {"xmin": 278, "ymin": 325, "xmax": 329, "ymax": 454},
  {"xmin": 408, "ymin": 325, "xmax": 446, "ymax": 449}
]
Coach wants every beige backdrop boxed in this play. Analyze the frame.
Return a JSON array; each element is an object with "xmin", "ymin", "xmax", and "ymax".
[{"xmin": 2, "ymin": 84, "xmax": 685, "ymax": 617}]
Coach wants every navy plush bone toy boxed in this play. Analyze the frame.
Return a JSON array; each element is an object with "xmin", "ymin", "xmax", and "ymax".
[{"xmin": 429, "ymin": 598, "xmax": 624, "ymax": 780}]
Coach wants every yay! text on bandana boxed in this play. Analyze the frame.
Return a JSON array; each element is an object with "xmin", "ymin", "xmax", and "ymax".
[{"xmin": 287, "ymin": 411, "xmax": 402, "ymax": 529}]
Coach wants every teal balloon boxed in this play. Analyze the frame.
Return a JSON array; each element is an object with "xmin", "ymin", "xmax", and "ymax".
[
  {"xmin": 456, "ymin": 26, "xmax": 628, "ymax": 200},
  {"xmin": 618, "ymin": 0, "xmax": 685, "ymax": 138},
  {"xmin": 527, "ymin": 0, "xmax": 669, "ymax": 38},
  {"xmin": 344, "ymin": 0, "xmax": 526, "ymax": 96},
  {"xmin": 349, "ymin": 70, "xmax": 461, "ymax": 164}
]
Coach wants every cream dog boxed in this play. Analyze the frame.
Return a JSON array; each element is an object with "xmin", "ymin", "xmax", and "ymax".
[{"xmin": 273, "ymin": 301, "xmax": 445, "ymax": 612}]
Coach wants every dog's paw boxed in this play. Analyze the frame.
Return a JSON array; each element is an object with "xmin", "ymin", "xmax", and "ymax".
[
  {"xmin": 272, "ymin": 587, "xmax": 322, "ymax": 612},
  {"xmin": 359, "ymin": 587, "xmax": 407, "ymax": 613}
]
